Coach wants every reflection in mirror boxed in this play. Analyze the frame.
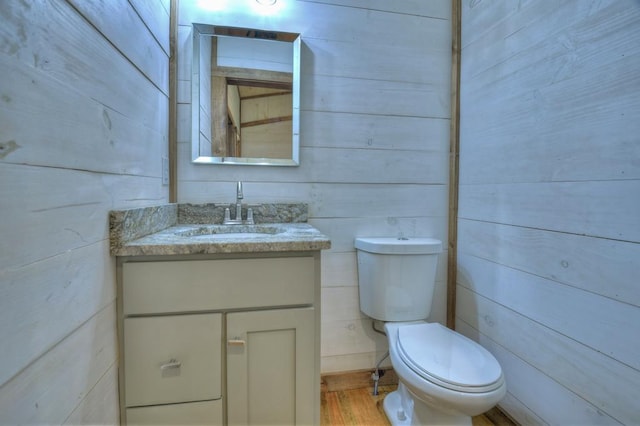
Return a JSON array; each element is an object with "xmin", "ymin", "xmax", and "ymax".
[{"xmin": 192, "ymin": 24, "xmax": 301, "ymax": 166}]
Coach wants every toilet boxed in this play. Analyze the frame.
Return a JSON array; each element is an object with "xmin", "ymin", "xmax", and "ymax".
[{"xmin": 355, "ymin": 237, "xmax": 506, "ymax": 425}]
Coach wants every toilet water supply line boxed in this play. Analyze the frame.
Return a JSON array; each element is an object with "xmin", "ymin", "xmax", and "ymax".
[{"xmin": 371, "ymin": 320, "xmax": 389, "ymax": 396}]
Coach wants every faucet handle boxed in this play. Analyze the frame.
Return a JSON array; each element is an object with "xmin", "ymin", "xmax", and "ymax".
[{"xmin": 246, "ymin": 208, "xmax": 254, "ymax": 225}]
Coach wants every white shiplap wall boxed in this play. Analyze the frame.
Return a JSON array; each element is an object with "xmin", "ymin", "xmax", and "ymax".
[
  {"xmin": 0, "ymin": 0, "xmax": 169, "ymax": 423},
  {"xmin": 177, "ymin": 0, "xmax": 452, "ymax": 373},
  {"xmin": 457, "ymin": 1, "xmax": 640, "ymax": 424}
]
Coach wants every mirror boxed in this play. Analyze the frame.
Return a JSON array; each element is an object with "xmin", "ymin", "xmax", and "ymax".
[{"xmin": 191, "ymin": 24, "xmax": 301, "ymax": 166}]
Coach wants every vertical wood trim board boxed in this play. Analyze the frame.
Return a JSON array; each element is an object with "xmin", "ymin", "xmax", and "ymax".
[
  {"xmin": 169, "ymin": 0, "xmax": 178, "ymax": 202},
  {"xmin": 447, "ymin": 0, "xmax": 461, "ymax": 330}
]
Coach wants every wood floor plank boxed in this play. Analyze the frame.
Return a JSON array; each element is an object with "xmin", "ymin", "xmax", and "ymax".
[
  {"xmin": 343, "ymin": 388, "xmax": 387, "ymax": 425},
  {"xmin": 321, "ymin": 391, "xmax": 348, "ymax": 425},
  {"xmin": 321, "ymin": 386, "xmax": 389, "ymax": 426}
]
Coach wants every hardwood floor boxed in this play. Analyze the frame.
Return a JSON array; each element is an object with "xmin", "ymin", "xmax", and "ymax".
[
  {"xmin": 321, "ymin": 385, "xmax": 514, "ymax": 426},
  {"xmin": 321, "ymin": 385, "xmax": 394, "ymax": 425}
]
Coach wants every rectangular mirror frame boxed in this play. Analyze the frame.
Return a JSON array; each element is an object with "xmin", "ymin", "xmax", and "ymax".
[{"xmin": 191, "ymin": 23, "xmax": 301, "ymax": 166}]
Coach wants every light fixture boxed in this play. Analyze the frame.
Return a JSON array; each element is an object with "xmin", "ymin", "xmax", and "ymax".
[{"xmin": 251, "ymin": 0, "xmax": 283, "ymax": 15}]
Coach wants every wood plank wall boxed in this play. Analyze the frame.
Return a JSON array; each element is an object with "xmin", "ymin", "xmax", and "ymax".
[
  {"xmin": 0, "ymin": 1, "xmax": 170, "ymax": 423},
  {"xmin": 457, "ymin": 1, "xmax": 640, "ymax": 424},
  {"xmin": 177, "ymin": 0, "xmax": 452, "ymax": 373}
]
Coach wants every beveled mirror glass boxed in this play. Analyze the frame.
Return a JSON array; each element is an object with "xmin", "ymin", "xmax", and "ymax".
[{"xmin": 191, "ymin": 24, "xmax": 301, "ymax": 166}]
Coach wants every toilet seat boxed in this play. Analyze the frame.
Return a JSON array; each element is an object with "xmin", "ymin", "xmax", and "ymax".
[{"xmin": 397, "ymin": 323, "xmax": 503, "ymax": 393}]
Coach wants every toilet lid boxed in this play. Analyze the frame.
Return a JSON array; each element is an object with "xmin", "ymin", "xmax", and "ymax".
[{"xmin": 397, "ymin": 323, "xmax": 503, "ymax": 393}]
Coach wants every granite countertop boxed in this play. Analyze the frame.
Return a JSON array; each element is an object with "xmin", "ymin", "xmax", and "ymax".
[
  {"xmin": 110, "ymin": 203, "xmax": 331, "ymax": 257},
  {"xmin": 113, "ymin": 223, "xmax": 331, "ymax": 256}
]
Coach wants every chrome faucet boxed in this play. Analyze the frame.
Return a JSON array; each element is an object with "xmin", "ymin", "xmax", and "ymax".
[
  {"xmin": 223, "ymin": 181, "xmax": 254, "ymax": 225},
  {"xmin": 235, "ymin": 181, "xmax": 243, "ymax": 221}
]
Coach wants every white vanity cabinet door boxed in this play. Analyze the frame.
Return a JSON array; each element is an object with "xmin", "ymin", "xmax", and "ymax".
[
  {"xmin": 125, "ymin": 400, "xmax": 222, "ymax": 425},
  {"xmin": 124, "ymin": 313, "xmax": 222, "ymax": 407},
  {"xmin": 226, "ymin": 307, "xmax": 315, "ymax": 426}
]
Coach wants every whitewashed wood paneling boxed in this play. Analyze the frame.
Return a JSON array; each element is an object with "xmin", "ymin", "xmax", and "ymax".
[
  {"xmin": 0, "ymin": 0, "xmax": 168, "ymax": 131},
  {"xmin": 301, "ymin": 112, "xmax": 449, "ymax": 151},
  {"xmin": 456, "ymin": 286, "xmax": 640, "ymax": 425},
  {"xmin": 459, "ymin": 181, "xmax": 640, "ymax": 242},
  {"xmin": 62, "ymin": 363, "xmax": 120, "ymax": 425},
  {"xmin": 0, "ymin": 0, "xmax": 169, "ymax": 423},
  {"xmin": 300, "ymin": 0, "xmax": 451, "ymax": 19},
  {"xmin": 67, "ymin": 0, "xmax": 169, "ymax": 93},
  {"xmin": 459, "ymin": 253, "xmax": 640, "ymax": 371},
  {"xmin": 178, "ymin": 0, "xmax": 452, "ymax": 373},
  {"xmin": 0, "ymin": 242, "xmax": 115, "ymax": 386},
  {"xmin": 458, "ymin": 1, "xmax": 640, "ymax": 423},
  {"xmin": 1, "ymin": 164, "xmax": 165, "ymax": 270},
  {"xmin": 179, "ymin": 143, "xmax": 448, "ymax": 185},
  {"xmin": 128, "ymin": 0, "xmax": 171, "ymax": 55},
  {"xmin": 320, "ymin": 317, "xmax": 387, "ymax": 358},
  {"xmin": 461, "ymin": 1, "xmax": 622, "ymax": 78},
  {"xmin": 460, "ymin": 0, "xmax": 528, "ymax": 50},
  {"xmin": 458, "ymin": 219, "xmax": 640, "ymax": 307},
  {"xmin": 302, "ymin": 74, "xmax": 449, "ymax": 119},
  {"xmin": 460, "ymin": 0, "xmax": 640, "ymax": 186},
  {"xmin": 303, "ymin": 148, "xmax": 448, "ymax": 184},
  {"xmin": 310, "ymin": 184, "xmax": 448, "ymax": 218},
  {"xmin": 457, "ymin": 320, "xmax": 620, "ymax": 426},
  {"xmin": 462, "ymin": 3, "xmax": 640, "ymax": 108},
  {"xmin": 179, "ymin": 1, "xmax": 451, "ymax": 50},
  {"xmin": 492, "ymin": 393, "xmax": 545, "ymax": 426},
  {"xmin": 0, "ymin": 55, "xmax": 164, "ymax": 176},
  {"xmin": 178, "ymin": 178, "xmax": 313, "ymax": 204},
  {"xmin": 321, "ymin": 251, "xmax": 358, "ymax": 288},
  {"xmin": 459, "ymin": 122, "xmax": 640, "ymax": 184},
  {"xmin": 0, "ymin": 304, "xmax": 118, "ymax": 425},
  {"xmin": 321, "ymin": 351, "xmax": 392, "ymax": 374},
  {"xmin": 322, "ymin": 286, "xmax": 365, "ymax": 322},
  {"xmin": 301, "ymin": 36, "xmax": 450, "ymax": 84}
]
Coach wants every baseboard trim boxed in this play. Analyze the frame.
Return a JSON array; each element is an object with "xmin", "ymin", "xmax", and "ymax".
[
  {"xmin": 321, "ymin": 368, "xmax": 398, "ymax": 392},
  {"xmin": 486, "ymin": 405, "xmax": 519, "ymax": 426}
]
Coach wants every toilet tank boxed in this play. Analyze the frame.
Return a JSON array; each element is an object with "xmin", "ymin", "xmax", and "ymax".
[{"xmin": 355, "ymin": 237, "xmax": 442, "ymax": 322}]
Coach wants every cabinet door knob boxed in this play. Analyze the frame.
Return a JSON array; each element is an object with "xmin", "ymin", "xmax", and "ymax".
[
  {"xmin": 160, "ymin": 359, "xmax": 182, "ymax": 370},
  {"xmin": 228, "ymin": 339, "xmax": 246, "ymax": 346}
]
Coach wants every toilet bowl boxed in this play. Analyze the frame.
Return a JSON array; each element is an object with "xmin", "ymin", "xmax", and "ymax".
[
  {"xmin": 354, "ymin": 237, "xmax": 507, "ymax": 425},
  {"xmin": 383, "ymin": 321, "xmax": 506, "ymax": 425}
]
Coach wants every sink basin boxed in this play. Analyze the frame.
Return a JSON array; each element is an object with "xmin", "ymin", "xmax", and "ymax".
[{"xmin": 174, "ymin": 224, "xmax": 286, "ymax": 239}]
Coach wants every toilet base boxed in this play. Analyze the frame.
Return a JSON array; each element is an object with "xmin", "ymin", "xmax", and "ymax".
[
  {"xmin": 383, "ymin": 388, "xmax": 412, "ymax": 426},
  {"xmin": 383, "ymin": 383, "xmax": 472, "ymax": 426}
]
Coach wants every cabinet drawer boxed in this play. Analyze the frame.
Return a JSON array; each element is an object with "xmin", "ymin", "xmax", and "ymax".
[
  {"xmin": 124, "ymin": 314, "xmax": 222, "ymax": 407},
  {"xmin": 123, "ymin": 257, "xmax": 315, "ymax": 315},
  {"xmin": 125, "ymin": 399, "xmax": 222, "ymax": 425}
]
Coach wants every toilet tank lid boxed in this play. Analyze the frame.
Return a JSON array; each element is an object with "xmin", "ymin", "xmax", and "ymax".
[{"xmin": 354, "ymin": 237, "xmax": 442, "ymax": 254}]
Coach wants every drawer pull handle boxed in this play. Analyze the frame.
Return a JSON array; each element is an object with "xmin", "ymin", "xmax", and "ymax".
[
  {"xmin": 160, "ymin": 359, "xmax": 182, "ymax": 370},
  {"xmin": 228, "ymin": 339, "xmax": 246, "ymax": 346}
]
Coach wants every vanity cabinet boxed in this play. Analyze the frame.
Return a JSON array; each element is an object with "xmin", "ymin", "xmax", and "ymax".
[{"xmin": 116, "ymin": 253, "xmax": 321, "ymax": 426}]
